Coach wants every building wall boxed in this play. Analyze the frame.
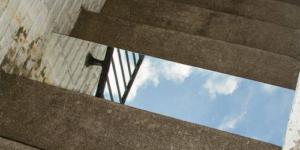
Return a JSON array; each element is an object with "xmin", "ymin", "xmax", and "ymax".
[
  {"xmin": 36, "ymin": 33, "xmax": 106, "ymax": 95},
  {"xmin": 0, "ymin": 0, "xmax": 107, "ymax": 95}
]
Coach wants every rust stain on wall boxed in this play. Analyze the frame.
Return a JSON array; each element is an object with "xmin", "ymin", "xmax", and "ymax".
[
  {"xmin": 1, "ymin": 27, "xmax": 44, "ymax": 79},
  {"xmin": 14, "ymin": 26, "xmax": 27, "ymax": 42},
  {"xmin": 0, "ymin": 47, "xmax": 16, "ymax": 72}
]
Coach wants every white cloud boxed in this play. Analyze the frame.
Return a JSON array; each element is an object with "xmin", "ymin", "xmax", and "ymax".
[
  {"xmin": 262, "ymin": 84, "xmax": 278, "ymax": 94},
  {"xmin": 203, "ymin": 73, "xmax": 240, "ymax": 100},
  {"xmin": 104, "ymin": 51, "xmax": 242, "ymax": 103},
  {"xmin": 104, "ymin": 50, "xmax": 209, "ymax": 102},
  {"xmin": 218, "ymin": 111, "xmax": 247, "ymax": 131},
  {"xmin": 159, "ymin": 61, "xmax": 193, "ymax": 83},
  {"xmin": 104, "ymin": 50, "xmax": 158, "ymax": 103},
  {"xmin": 104, "ymin": 51, "xmax": 242, "ymax": 102},
  {"xmin": 127, "ymin": 59, "xmax": 159, "ymax": 101}
]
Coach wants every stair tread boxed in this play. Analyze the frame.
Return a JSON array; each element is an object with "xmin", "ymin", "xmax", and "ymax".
[
  {"xmin": 103, "ymin": 0, "xmax": 300, "ymax": 29},
  {"xmin": 71, "ymin": 11, "xmax": 299, "ymax": 89},
  {"xmin": 0, "ymin": 71, "xmax": 282, "ymax": 150},
  {"xmin": 169, "ymin": 0, "xmax": 300, "ymax": 18},
  {"xmin": 102, "ymin": 0, "xmax": 300, "ymax": 61},
  {"xmin": 274, "ymin": 0, "xmax": 300, "ymax": 6}
]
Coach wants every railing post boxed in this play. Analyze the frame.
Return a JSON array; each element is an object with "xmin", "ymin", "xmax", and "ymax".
[
  {"xmin": 121, "ymin": 55, "xmax": 145, "ymax": 104},
  {"xmin": 94, "ymin": 47, "xmax": 145, "ymax": 104},
  {"xmin": 95, "ymin": 47, "xmax": 114, "ymax": 98}
]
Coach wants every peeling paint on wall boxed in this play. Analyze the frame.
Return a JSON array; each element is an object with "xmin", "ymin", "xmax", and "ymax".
[{"xmin": 0, "ymin": 0, "xmax": 107, "ymax": 95}]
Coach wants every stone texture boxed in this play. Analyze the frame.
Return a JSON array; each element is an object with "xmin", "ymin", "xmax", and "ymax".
[
  {"xmin": 275, "ymin": 0, "xmax": 300, "ymax": 6},
  {"xmin": 0, "ymin": 137, "xmax": 40, "ymax": 150},
  {"xmin": 70, "ymin": 10, "xmax": 299, "ymax": 89},
  {"xmin": 0, "ymin": 71, "xmax": 281, "ymax": 150},
  {"xmin": 106, "ymin": 0, "xmax": 300, "ymax": 29},
  {"xmin": 101, "ymin": 0, "xmax": 300, "ymax": 61}
]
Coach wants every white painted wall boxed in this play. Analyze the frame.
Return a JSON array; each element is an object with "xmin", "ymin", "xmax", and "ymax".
[
  {"xmin": 283, "ymin": 73, "xmax": 300, "ymax": 150},
  {"xmin": 0, "ymin": 0, "xmax": 107, "ymax": 95}
]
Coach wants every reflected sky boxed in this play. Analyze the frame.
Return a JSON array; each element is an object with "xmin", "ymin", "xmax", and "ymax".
[{"xmin": 104, "ymin": 50, "xmax": 295, "ymax": 146}]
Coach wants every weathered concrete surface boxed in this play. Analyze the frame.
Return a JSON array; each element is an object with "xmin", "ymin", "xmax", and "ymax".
[
  {"xmin": 283, "ymin": 72, "xmax": 300, "ymax": 150},
  {"xmin": 101, "ymin": 0, "xmax": 300, "ymax": 61},
  {"xmin": 104, "ymin": 0, "xmax": 300, "ymax": 29},
  {"xmin": 70, "ymin": 11, "xmax": 299, "ymax": 89},
  {"xmin": 0, "ymin": 71, "xmax": 281, "ymax": 150},
  {"xmin": 0, "ymin": 137, "xmax": 40, "ymax": 150},
  {"xmin": 275, "ymin": 0, "xmax": 300, "ymax": 6}
]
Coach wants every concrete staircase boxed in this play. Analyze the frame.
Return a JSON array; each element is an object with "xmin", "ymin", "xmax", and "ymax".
[
  {"xmin": 0, "ymin": 137, "xmax": 39, "ymax": 150},
  {"xmin": 0, "ymin": 1, "xmax": 299, "ymax": 149},
  {"xmin": 275, "ymin": 0, "xmax": 300, "ymax": 6},
  {"xmin": 0, "ymin": 71, "xmax": 281, "ymax": 150},
  {"xmin": 70, "ymin": 0, "xmax": 300, "ymax": 90}
]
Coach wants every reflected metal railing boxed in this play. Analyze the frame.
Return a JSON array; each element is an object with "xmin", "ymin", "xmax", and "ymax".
[{"xmin": 86, "ymin": 47, "xmax": 144, "ymax": 104}]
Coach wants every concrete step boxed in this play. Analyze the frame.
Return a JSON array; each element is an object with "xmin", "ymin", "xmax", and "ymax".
[
  {"xmin": 0, "ymin": 71, "xmax": 282, "ymax": 150},
  {"xmin": 274, "ymin": 0, "xmax": 300, "ymax": 6},
  {"xmin": 170, "ymin": 0, "xmax": 300, "ymax": 7},
  {"xmin": 107, "ymin": 0, "xmax": 300, "ymax": 29},
  {"xmin": 0, "ymin": 137, "xmax": 40, "ymax": 150},
  {"xmin": 102, "ymin": 0, "xmax": 300, "ymax": 61},
  {"xmin": 70, "ymin": 11, "xmax": 299, "ymax": 90},
  {"xmin": 166, "ymin": 0, "xmax": 300, "ymax": 28}
]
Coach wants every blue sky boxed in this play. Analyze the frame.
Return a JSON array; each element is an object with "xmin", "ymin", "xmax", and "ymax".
[{"xmin": 104, "ymin": 49, "xmax": 295, "ymax": 146}]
